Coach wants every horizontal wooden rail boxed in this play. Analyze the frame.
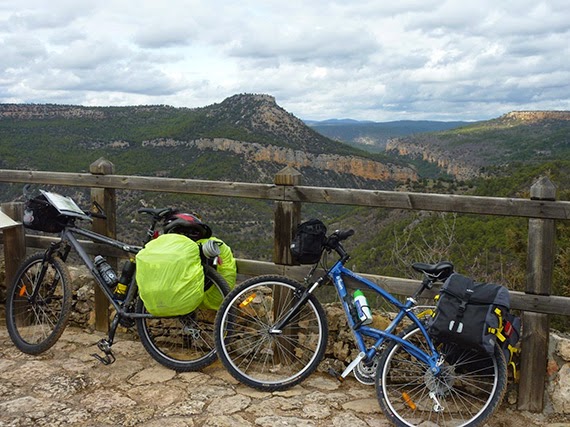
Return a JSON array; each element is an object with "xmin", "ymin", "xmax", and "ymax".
[
  {"xmin": 0, "ymin": 169, "xmax": 282, "ymax": 200},
  {"xmin": 287, "ymin": 186, "xmax": 570, "ymax": 219},
  {"xmin": 2, "ymin": 168, "xmax": 570, "ymax": 219}
]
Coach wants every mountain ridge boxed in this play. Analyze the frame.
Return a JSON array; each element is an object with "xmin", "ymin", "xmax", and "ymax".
[
  {"xmin": 306, "ymin": 118, "xmax": 470, "ymax": 153},
  {"xmin": 0, "ymin": 94, "xmax": 418, "ymax": 187},
  {"xmin": 385, "ymin": 110, "xmax": 570, "ymax": 180}
]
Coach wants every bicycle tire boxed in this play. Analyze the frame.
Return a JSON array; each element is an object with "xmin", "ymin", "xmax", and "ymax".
[
  {"xmin": 5, "ymin": 253, "xmax": 72, "ymax": 354},
  {"xmin": 214, "ymin": 275, "xmax": 328, "ymax": 391},
  {"xmin": 136, "ymin": 265, "xmax": 231, "ymax": 371},
  {"xmin": 376, "ymin": 324, "xmax": 508, "ymax": 427}
]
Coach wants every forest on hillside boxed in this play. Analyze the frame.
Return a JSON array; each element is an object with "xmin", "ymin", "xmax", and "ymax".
[{"xmin": 2, "ymin": 102, "xmax": 570, "ymax": 331}]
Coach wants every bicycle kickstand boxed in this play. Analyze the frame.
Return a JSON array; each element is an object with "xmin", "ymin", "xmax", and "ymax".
[
  {"xmin": 328, "ymin": 352, "xmax": 367, "ymax": 383},
  {"xmin": 91, "ymin": 314, "xmax": 119, "ymax": 365},
  {"xmin": 92, "ymin": 339, "xmax": 116, "ymax": 365}
]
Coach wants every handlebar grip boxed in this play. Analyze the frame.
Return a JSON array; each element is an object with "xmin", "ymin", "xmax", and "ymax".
[{"xmin": 336, "ymin": 229, "xmax": 355, "ymax": 241}]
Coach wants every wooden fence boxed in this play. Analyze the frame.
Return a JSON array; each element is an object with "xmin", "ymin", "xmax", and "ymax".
[{"xmin": 1, "ymin": 158, "xmax": 570, "ymax": 413}]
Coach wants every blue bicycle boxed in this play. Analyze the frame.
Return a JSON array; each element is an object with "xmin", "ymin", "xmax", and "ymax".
[{"xmin": 214, "ymin": 227, "xmax": 508, "ymax": 426}]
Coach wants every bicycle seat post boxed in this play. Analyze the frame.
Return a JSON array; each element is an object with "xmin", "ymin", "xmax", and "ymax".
[{"xmin": 411, "ymin": 276, "xmax": 433, "ymax": 301}]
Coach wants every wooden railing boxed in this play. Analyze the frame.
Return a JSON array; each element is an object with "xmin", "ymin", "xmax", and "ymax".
[{"xmin": 1, "ymin": 158, "xmax": 569, "ymax": 413}]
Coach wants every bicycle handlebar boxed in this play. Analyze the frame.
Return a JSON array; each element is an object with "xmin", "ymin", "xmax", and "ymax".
[
  {"xmin": 137, "ymin": 207, "xmax": 174, "ymax": 220},
  {"xmin": 324, "ymin": 229, "xmax": 355, "ymax": 261}
]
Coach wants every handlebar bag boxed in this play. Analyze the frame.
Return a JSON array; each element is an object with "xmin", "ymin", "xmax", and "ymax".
[
  {"xmin": 427, "ymin": 273, "xmax": 511, "ymax": 354},
  {"xmin": 196, "ymin": 236, "xmax": 237, "ymax": 310},
  {"xmin": 290, "ymin": 219, "xmax": 327, "ymax": 264},
  {"xmin": 23, "ymin": 194, "xmax": 66, "ymax": 233},
  {"xmin": 136, "ymin": 233, "xmax": 205, "ymax": 317}
]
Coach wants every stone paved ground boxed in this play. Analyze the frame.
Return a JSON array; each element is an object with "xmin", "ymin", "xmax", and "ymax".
[{"xmin": 0, "ymin": 323, "xmax": 567, "ymax": 427}]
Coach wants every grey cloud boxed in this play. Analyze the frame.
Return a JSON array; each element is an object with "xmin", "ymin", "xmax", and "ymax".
[{"xmin": 0, "ymin": 0, "xmax": 568, "ymax": 121}]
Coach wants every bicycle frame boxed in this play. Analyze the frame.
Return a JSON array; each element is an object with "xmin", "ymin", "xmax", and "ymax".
[
  {"xmin": 45, "ymin": 225, "xmax": 152, "ymax": 320},
  {"xmin": 271, "ymin": 256, "xmax": 443, "ymax": 380},
  {"xmin": 328, "ymin": 261, "xmax": 442, "ymax": 378}
]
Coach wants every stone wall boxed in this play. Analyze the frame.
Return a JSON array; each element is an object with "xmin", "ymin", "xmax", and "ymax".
[{"xmin": 547, "ymin": 332, "xmax": 570, "ymax": 414}]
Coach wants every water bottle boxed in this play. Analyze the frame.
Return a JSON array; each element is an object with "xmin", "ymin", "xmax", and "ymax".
[
  {"xmin": 353, "ymin": 289, "xmax": 373, "ymax": 325},
  {"xmin": 94, "ymin": 255, "xmax": 118, "ymax": 288},
  {"xmin": 113, "ymin": 259, "xmax": 135, "ymax": 301}
]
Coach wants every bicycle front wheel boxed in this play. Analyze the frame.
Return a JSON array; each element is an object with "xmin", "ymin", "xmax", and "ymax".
[
  {"xmin": 215, "ymin": 275, "xmax": 328, "ymax": 391},
  {"xmin": 5, "ymin": 253, "xmax": 72, "ymax": 354},
  {"xmin": 376, "ymin": 325, "xmax": 508, "ymax": 427},
  {"xmin": 136, "ymin": 266, "xmax": 230, "ymax": 371}
]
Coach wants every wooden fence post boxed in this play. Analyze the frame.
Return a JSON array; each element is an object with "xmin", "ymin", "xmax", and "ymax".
[
  {"xmin": 89, "ymin": 158, "xmax": 117, "ymax": 332},
  {"xmin": 272, "ymin": 166, "xmax": 302, "ymax": 364},
  {"xmin": 518, "ymin": 176, "xmax": 556, "ymax": 412},
  {"xmin": 273, "ymin": 166, "xmax": 302, "ymax": 265},
  {"xmin": 1, "ymin": 203, "xmax": 26, "ymax": 290}
]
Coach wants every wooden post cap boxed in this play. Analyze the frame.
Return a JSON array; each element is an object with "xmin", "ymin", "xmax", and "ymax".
[
  {"xmin": 530, "ymin": 176, "xmax": 556, "ymax": 201},
  {"xmin": 274, "ymin": 166, "xmax": 302, "ymax": 186},
  {"xmin": 89, "ymin": 158, "xmax": 115, "ymax": 175}
]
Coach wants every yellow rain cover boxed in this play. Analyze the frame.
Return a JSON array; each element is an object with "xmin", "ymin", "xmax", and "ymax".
[
  {"xmin": 136, "ymin": 234, "xmax": 204, "ymax": 316},
  {"xmin": 197, "ymin": 237, "xmax": 237, "ymax": 310}
]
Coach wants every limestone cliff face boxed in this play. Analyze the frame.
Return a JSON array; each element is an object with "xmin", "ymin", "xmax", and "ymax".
[
  {"xmin": 386, "ymin": 138, "xmax": 480, "ymax": 180},
  {"xmin": 386, "ymin": 110, "xmax": 570, "ymax": 181},
  {"xmin": 142, "ymin": 137, "xmax": 418, "ymax": 182},
  {"xmin": 502, "ymin": 111, "xmax": 570, "ymax": 122}
]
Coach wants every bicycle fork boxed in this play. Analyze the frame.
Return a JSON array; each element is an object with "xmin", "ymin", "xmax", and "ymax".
[{"xmin": 268, "ymin": 275, "xmax": 326, "ymax": 334}]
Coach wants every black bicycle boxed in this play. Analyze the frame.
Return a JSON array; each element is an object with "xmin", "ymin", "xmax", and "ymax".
[{"xmin": 5, "ymin": 190, "xmax": 230, "ymax": 371}]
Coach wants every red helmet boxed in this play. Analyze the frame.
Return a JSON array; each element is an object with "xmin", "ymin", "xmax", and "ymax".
[{"xmin": 163, "ymin": 212, "xmax": 212, "ymax": 241}]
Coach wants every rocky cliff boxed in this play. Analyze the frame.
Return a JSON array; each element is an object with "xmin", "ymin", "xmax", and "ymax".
[
  {"xmin": 502, "ymin": 111, "xmax": 570, "ymax": 122},
  {"xmin": 0, "ymin": 95, "xmax": 418, "ymax": 185},
  {"xmin": 141, "ymin": 137, "xmax": 418, "ymax": 182},
  {"xmin": 386, "ymin": 137, "xmax": 481, "ymax": 180},
  {"xmin": 386, "ymin": 110, "xmax": 570, "ymax": 180}
]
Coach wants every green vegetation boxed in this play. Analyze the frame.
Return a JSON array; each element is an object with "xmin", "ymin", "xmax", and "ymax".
[{"xmin": 2, "ymin": 102, "xmax": 569, "ymax": 330}]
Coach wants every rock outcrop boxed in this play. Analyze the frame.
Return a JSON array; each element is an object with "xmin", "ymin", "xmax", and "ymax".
[{"xmin": 142, "ymin": 137, "xmax": 418, "ymax": 182}]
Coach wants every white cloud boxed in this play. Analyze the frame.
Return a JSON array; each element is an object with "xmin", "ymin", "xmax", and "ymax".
[{"xmin": 0, "ymin": 0, "xmax": 568, "ymax": 121}]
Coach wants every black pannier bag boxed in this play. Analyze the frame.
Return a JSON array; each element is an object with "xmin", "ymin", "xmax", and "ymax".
[
  {"xmin": 290, "ymin": 219, "xmax": 327, "ymax": 264},
  {"xmin": 23, "ymin": 194, "xmax": 65, "ymax": 233},
  {"xmin": 427, "ymin": 273, "xmax": 511, "ymax": 355}
]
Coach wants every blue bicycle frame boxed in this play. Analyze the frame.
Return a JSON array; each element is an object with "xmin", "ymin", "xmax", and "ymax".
[{"xmin": 326, "ymin": 260, "xmax": 443, "ymax": 380}]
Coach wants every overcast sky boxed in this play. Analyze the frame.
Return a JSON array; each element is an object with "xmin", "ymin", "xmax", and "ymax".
[{"xmin": 1, "ymin": 1, "xmax": 569, "ymax": 122}]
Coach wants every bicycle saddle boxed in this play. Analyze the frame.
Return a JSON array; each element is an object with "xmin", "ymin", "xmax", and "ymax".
[{"xmin": 412, "ymin": 261, "xmax": 454, "ymax": 281}]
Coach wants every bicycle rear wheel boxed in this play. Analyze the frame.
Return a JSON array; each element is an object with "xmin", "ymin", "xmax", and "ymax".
[
  {"xmin": 376, "ymin": 325, "xmax": 508, "ymax": 427},
  {"xmin": 136, "ymin": 266, "xmax": 230, "ymax": 371},
  {"xmin": 5, "ymin": 253, "xmax": 72, "ymax": 354},
  {"xmin": 214, "ymin": 275, "xmax": 328, "ymax": 391}
]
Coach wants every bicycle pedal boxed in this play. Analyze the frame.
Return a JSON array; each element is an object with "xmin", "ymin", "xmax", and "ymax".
[{"xmin": 327, "ymin": 368, "xmax": 344, "ymax": 383}]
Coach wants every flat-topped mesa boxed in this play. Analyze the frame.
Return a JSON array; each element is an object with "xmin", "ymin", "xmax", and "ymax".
[{"xmin": 502, "ymin": 111, "xmax": 570, "ymax": 122}]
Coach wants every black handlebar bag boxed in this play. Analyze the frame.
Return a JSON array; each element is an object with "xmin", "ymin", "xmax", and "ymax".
[
  {"xmin": 427, "ymin": 273, "xmax": 511, "ymax": 354},
  {"xmin": 23, "ymin": 194, "xmax": 66, "ymax": 233},
  {"xmin": 290, "ymin": 219, "xmax": 327, "ymax": 264}
]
